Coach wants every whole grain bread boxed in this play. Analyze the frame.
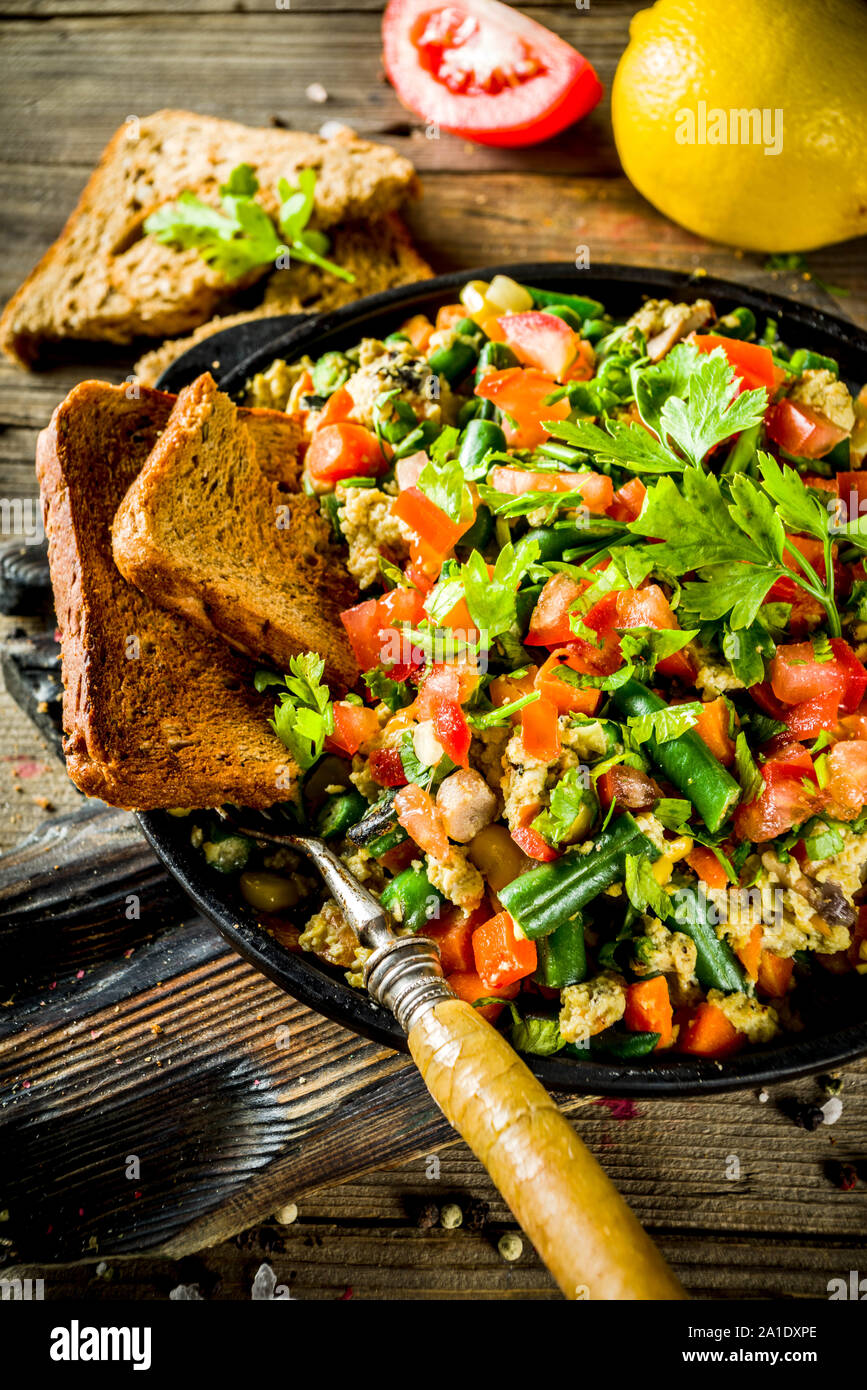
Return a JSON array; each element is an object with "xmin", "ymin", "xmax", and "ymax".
[
  {"xmin": 37, "ymin": 380, "xmax": 337, "ymax": 810},
  {"xmin": 3, "ymin": 110, "xmax": 418, "ymax": 367},
  {"xmin": 134, "ymin": 213, "xmax": 432, "ymax": 388},
  {"xmin": 112, "ymin": 373, "xmax": 359, "ymax": 691}
]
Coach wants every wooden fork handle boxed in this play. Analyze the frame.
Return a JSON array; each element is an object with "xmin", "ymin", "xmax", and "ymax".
[{"xmin": 408, "ymin": 998, "xmax": 686, "ymax": 1301}]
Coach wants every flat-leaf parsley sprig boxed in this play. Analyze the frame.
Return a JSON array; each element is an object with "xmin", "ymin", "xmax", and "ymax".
[{"xmin": 145, "ymin": 163, "xmax": 354, "ymax": 283}]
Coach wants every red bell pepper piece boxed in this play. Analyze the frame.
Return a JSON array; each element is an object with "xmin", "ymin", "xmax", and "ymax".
[{"xmin": 472, "ymin": 910, "xmax": 537, "ymax": 990}]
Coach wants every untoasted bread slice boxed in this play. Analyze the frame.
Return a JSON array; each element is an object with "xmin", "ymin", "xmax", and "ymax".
[
  {"xmin": 134, "ymin": 213, "xmax": 433, "ymax": 388},
  {"xmin": 37, "ymin": 381, "xmax": 320, "ymax": 810},
  {"xmin": 3, "ymin": 110, "xmax": 418, "ymax": 366},
  {"xmin": 112, "ymin": 373, "xmax": 359, "ymax": 692}
]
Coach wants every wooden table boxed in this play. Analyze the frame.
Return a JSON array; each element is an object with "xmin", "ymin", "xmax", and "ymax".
[{"xmin": 1, "ymin": 0, "xmax": 866, "ymax": 1301}]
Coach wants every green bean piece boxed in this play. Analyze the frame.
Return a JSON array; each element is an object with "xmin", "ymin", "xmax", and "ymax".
[
  {"xmin": 456, "ymin": 505, "xmax": 494, "ymax": 555},
  {"xmin": 311, "ymin": 350, "xmax": 351, "ymax": 397},
  {"xmin": 664, "ymin": 884, "xmax": 744, "ymax": 993},
  {"xmin": 366, "ymin": 824, "xmax": 410, "ymax": 858},
  {"xmin": 586, "ymin": 1030, "xmax": 661, "ymax": 1059},
  {"xmin": 346, "ymin": 788, "xmax": 399, "ymax": 845},
  {"xmin": 498, "ymin": 813, "xmax": 659, "ymax": 940},
  {"xmin": 392, "ymin": 419, "xmax": 440, "ymax": 460},
  {"xmin": 457, "ymin": 397, "xmax": 484, "ymax": 428},
  {"xmin": 715, "ymin": 307, "xmax": 757, "ymax": 340},
  {"xmin": 380, "ymin": 865, "xmax": 446, "ymax": 934},
  {"xmin": 609, "ymin": 680, "xmax": 741, "ymax": 833},
  {"xmin": 384, "ymin": 331, "xmax": 412, "ymax": 347},
  {"xmin": 315, "ymin": 789, "xmax": 368, "ymax": 840},
  {"xmin": 720, "ymin": 421, "xmax": 762, "ymax": 475},
  {"xmin": 458, "ymin": 417, "xmax": 507, "ymax": 481},
  {"xmin": 580, "ymin": 317, "xmax": 612, "ymax": 343},
  {"xmin": 522, "ymin": 284, "xmax": 605, "ymax": 320},
  {"xmin": 537, "ymin": 303, "xmax": 583, "ymax": 332},
  {"xmin": 533, "ymin": 917, "xmax": 587, "ymax": 989},
  {"xmin": 515, "ymin": 582, "xmax": 543, "ymax": 633},
  {"xmin": 514, "ymin": 523, "xmax": 590, "ymax": 566},
  {"xmin": 428, "ymin": 317, "xmax": 485, "ymax": 386},
  {"xmin": 789, "ymin": 347, "xmax": 839, "ymax": 376}
]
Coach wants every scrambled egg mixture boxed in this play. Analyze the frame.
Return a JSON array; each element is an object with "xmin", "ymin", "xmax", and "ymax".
[{"xmin": 206, "ymin": 275, "xmax": 867, "ymax": 1068}]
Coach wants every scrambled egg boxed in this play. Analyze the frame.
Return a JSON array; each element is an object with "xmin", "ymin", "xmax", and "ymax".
[
  {"xmin": 469, "ymin": 724, "xmax": 510, "ymax": 796},
  {"xmin": 559, "ymin": 971, "xmax": 627, "ymax": 1044},
  {"xmin": 343, "ymin": 339, "xmax": 459, "ymax": 430},
  {"xmin": 299, "ymin": 900, "xmax": 371, "ymax": 986},
  {"xmin": 337, "ymin": 484, "xmax": 409, "ymax": 588},
  {"xmin": 790, "ymin": 368, "xmax": 855, "ymax": 435},
  {"xmin": 625, "ymin": 298, "xmax": 715, "ymax": 360},
  {"xmin": 707, "ymin": 989, "xmax": 780, "ymax": 1044},
  {"xmin": 425, "ymin": 846, "xmax": 485, "ymax": 911},
  {"xmin": 631, "ymin": 916, "xmax": 698, "ymax": 997},
  {"xmin": 693, "ymin": 648, "xmax": 746, "ymax": 697}
]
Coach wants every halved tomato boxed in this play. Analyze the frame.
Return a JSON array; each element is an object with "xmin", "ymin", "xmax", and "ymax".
[{"xmin": 382, "ymin": 0, "xmax": 603, "ymax": 148}]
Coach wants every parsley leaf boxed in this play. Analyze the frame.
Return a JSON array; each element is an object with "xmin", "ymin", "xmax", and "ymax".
[
  {"xmin": 531, "ymin": 766, "xmax": 598, "ymax": 846},
  {"xmin": 463, "ymin": 541, "xmax": 539, "ymax": 641},
  {"xmin": 630, "ymin": 341, "xmax": 701, "ymax": 437},
  {"xmin": 548, "ymin": 418, "xmax": 684, "ymax": 475},
  {"xmin": 628, "ymin": 702, "xmax": 704, "ymax": 745},
  {"xmin": 364, "ymin": 668, "xmax": 413, "ymax": 712},
  {"xmin": 418, "ymin": 454, "xmax": 473, "ymax": 525},
  {"xmin": 467, "ymin": 689, "xmax": 540, "ymax": 729},
  {"xmin": 658, "ymin": 347, "xmax": 767, "ymax": 468},
  {"xmin": 269, "ymin": 652, "xmax": 334, "ymax": 770},
  {"xmin": 624, "ymin": 853, "xmax": 672, "ymax": 921},
  {"xmin": 733, "ymin": 732, "xmax": 763, "ymax": 802}
]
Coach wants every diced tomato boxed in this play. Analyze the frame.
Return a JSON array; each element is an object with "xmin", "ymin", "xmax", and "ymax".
[
  {"xmin": 823, "ymin": 739, "xmax": 867, "ymax": 820},
  {"xmin": 615, "ymin": 583, "xmax": 695, "ymax": 681},
  {"xmin": 736, "ymin": 924, "xmax": 762, "ymax": 982},
  {"xmin": 474, "ymin": 367, "xmax": 570, "ymax": 449},
  {"xmin": 766, "ymin": 399, "xmax": 849, "ymax": 459},
  {"xmin": 686, "ymin": 844, "xmax": 730, "ymax": 890},
  {"xmin": 749, "ymin": 680, "xmax": 790, "ymax": 722},
  {"xmin": 607, "ymin": 477, "xmax": 647, "ymax": 523},
  {"xmin": 327, "ymin": 701, "xmax": 381, "ymax": 756},
  {"xmin": 399, "ymin": 313, "xmax": 435, "ymax": 352},
  {"xmin": 535, "ymin": 648, "xmax": 602, "ymax": 716},
  {"xmin": 435, "ymin": 303, "xmax": 466, "ymax": 333},
  {"xmin": 305, "ymin": 422, "xmax": 387, "ymax": 485},
  {"xmin": 521, "ymin": 694, "xmax": 560, "ymax": 762},
  {"xmin": 313, "ymin": 385, "xmax": 356, "ymax": 430},
  {"xmin": 526, "ymin": 571, "xmax": 586, "ymax": 647},
  {"xmin": 382, "ymin": 0, "xmax": 603, "ymax": 148},
  {"xmin": 781, "ymin": 689, "xmax": 842, "ymax": 740},
  {"xmin": 693, "ymin": 334, "xmax": 777, "ymax": 393},
  {"xmin": 340, "ymin": 598, "xmax": 385, "ymax": 672},
  {"xmin": 769, "ymin": 641, "xmax": 844, "ymax": 705},
  {"xmin": 488, "ymin": 465, "xmax": 613, "ymax": 513},
  {"xmin": 415, "ymin": 663, "xmax": 475, "ymax": 767},
  {"xmin": 692, "ymin": 698, "xmax": 735, "ymax": 766},
  {"xmin": 596, "ymin": 765, "xmax": 659, "ymax": 814},
  {"xmin": 391, "ymin": 486, "xmax": 474, "ymax": 568},
  {"xmin": 511, "ymin": 803, "xmax": 560, "ymax": 862},
  {"xmin": 425, "ymin": 903, "xmax": 489, "ymax": 974},
  {"xmin": 562, "ymin": 338, "xmax": 596, "ymax": 383},
  {"xmin": 830, "ymin": 638, "xmax": 867, "ymax": 715},
  {"xmin": 836, "ymin": 472, "xmax": 867, "ymax": 525},
  {"xmin": 569, "ymin": 591, "xmax": 624, "ymax": 676},
  {"xmin": 733, "ymin": 744, "xmax": 822, "ymax": 842},
  {"xmin": 494, "ymin": 311, "xmax": 579, "ymax": 380},
  {"xmin": 394, "ymin": 781, "xmax": 450, "ymax": 859},
  {"xmin": 489, "ymin": 665, "xmax": 538, "ymax": 713},
  {"xmin": 677, "ymin": 1003, "xmax": 743, "ymax": 1058},
  {"xmin": 395, "ymin": 449, "xmax": 430, "ymax": 491},
  {"xmin": 369, "ymin": 748, "xmax": 408, "ymax": 788},
  {"xmin": 446, "ymin": 969, "xmax": 520, "ymax": 1022},
  {"xmin": 625, "ymin": 976, "xmax": 673, "ymax": 1049},
  {"xmin": 757, "ymin": 950, "xmax": 794, "ymax": 1000},
  {"xmin": 472, "ymin": 910, "xmax": 537, "ymax": 988}
]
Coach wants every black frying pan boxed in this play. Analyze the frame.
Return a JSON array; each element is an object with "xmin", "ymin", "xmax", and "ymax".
[{"xmin": 140, "ymin": 261, "xmax": 867, "ymax": 1095}]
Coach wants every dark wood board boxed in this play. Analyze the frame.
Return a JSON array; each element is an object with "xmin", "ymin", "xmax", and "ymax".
[{"xmin": 1, "ymin": 0, "xmax": 866, "ymax": 1300}]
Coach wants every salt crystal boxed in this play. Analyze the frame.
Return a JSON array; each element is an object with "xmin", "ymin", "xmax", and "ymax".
[
  {"xmin": 306, "ymin": 83, "xmax": 328, "ymax": 104},
  {"xmin": 169, "ymin": 1283, "xmax": 203, "ymax": 1300},
  {"xmin": 821, "ymin": 1096, "xmax": 843, "ymax": 1126},
  {"xmin": 251, "ymin": 1262, "xmax": 277, "ymax": 1300}
]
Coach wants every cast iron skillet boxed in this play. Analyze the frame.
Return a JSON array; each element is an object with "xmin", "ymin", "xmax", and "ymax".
[{"xmin": 140, "ymin": 261, "xmax": 867, "ymax": 1095}]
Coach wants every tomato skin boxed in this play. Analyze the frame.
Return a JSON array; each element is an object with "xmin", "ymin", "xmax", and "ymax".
[
  {"xmin": 445, "ymin": 969, "xmax": 519, "ymax": 1021},
  {"xmin": 494, "ymin": 311, "xmax": 579, "ymax": 379},
  {"xmin": 607, "ymin": 477, "xmax": 647, "ymax": 523},
  {"xmin": 781, "ymin": 690, "xmax": 841, "ymax": 740},
  {"xmin": 369, "ymin": 747, "xmax": 409, "ymax": 787},
  {"xmin": 692, "ymin": 334, "xmax": 777, "ymax": 393},
  {"xmin": 769, "ymin": 641, "xmax": 843, "ymax": 704},
  {"xmin": 824, "ymin": 739, "xmax": 867, "ymax": 820},
  {"xmin": 340, "ymin": 589, "xmax": 426, "ymax": 680},
  {"xmin": 526, "ymin": 572, "xmax": 586, "ymax": 647},
  {"xmin": 306, "ymin": 422, "xmax": 387, "ymax": 485},
  {"xmin": 766, "ymin": 399, "xmax": 848, "ymax": 459},
  {"xmin": 830, "ymin": 638, "xmax": 867, "ymax": 715},
  {"xmin": 394, "ymin": 782, "xmax": 450, "ymax": 859},
  {"xmin": 535, "ymin": 648, "xmax": 602, "ymax": 716},
  {"xmin": 511, "ymin": 804, "xmax": 560, "ymax": 862},
  {"xmin": 474, "ymin": 367, "xmax": 569, "ymax": 449},
  {"xmin": 340, "ymin": 598, "xmax": 384, "ymax": 672},
  {"xmin": 313, "ymin": 386, "xmax": 355, "ymax": 430},
  {"xmin": 733, "ymin": 744, "xmax": 822, "ymax": 842},
  {"xmin": 836, "ymin": 472, "xmax": 867, "ymax": 525},
  {"xmin": 391, "ymin": 486, "xmax": 474, "ymax": 568},
  {"xmin": 382, "ymin": 0, "xmax": 603, "ymax": 148},
  {"xmin": 615, "ymin": 584, "xmax": 695, "ymax": 682},
  {"xmin": 327, "ymin": 702, "xmax": 381, "ymax": 756},
  {"xmin": 415, "ymin": 663, "xmax": 474, "ymax": 767},
  {"xmin": 488, "ymin": 465, "xmax": 613, "ymax": 513}
]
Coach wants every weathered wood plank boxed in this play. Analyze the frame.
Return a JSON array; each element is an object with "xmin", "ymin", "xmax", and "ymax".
[{"xmin": 0, "ymin": 11, "xmax": 626, "ymax": 175}]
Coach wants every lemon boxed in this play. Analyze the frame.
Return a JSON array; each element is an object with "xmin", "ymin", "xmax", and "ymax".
[{"xmin": 611, "ymin": 0, "xmax": 867, "ymax": 252}]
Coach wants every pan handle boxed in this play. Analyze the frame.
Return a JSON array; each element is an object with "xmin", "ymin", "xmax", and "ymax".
[{"xmin": 408, "ymin": 998, "xmax": 686, "ymax": 1301}]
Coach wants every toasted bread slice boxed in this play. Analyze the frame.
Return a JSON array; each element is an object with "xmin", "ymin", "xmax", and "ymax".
[
  {"xmin": 37, "ymin": 380, "xmax": 326, "ymax": 810},
  {"xmin": 3, "ymin": 110, "xmax": 418, "ymax": 366},
  {"xmin": 133, "ymin": 213, "xmax": 433, "ymax": 388},
  {"xmin": 112, "ymin": 373, "xmax": 359, "ymax": 692}
]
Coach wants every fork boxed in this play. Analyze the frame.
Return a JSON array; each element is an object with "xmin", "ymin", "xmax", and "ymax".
[{"xmin": 218, "ymin": 806, "xmax": 685, "ymax": 1301}]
